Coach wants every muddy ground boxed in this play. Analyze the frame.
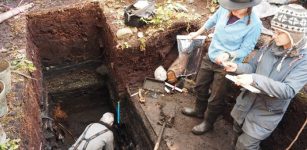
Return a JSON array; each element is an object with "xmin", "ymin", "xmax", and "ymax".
[{"xmin": 0, "ymin": 0, "xmax": 307, "ymax": 149}]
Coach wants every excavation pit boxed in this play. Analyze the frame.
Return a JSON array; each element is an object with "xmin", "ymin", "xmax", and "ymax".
[
  {"xmin": 23, "ymin": 1, "xmax": 307, "ymax": 150},
  {"xmin": 26, "ymin": 2, "xmax": 135, "ymax": 149}
]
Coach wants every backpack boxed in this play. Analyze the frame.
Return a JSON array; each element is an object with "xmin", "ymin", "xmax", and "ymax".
[{"xmin": 124, "ymin": 1, "xmax": 155, "ymax": 27}]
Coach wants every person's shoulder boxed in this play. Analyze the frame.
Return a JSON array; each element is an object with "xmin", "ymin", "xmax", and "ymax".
[
  {"xmin": 250, "ymin": 11, "xmax": 262, "ymax": 26},
  {"xmin": 216, "ymin": 6, "xmax": 229, "ymax": 15},
  {"xmin": 89, "ymin": 123, "xmax": 107, "ymax": 129}
]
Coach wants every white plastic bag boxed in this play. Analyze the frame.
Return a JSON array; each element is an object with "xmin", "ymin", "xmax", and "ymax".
[
  {"xmin": 168, "ymin": 35, "xmax": 206, "ymax": 79},
  {"xmin": 154, "ymin": 66, "xmax": 167, "ymax": 81}
]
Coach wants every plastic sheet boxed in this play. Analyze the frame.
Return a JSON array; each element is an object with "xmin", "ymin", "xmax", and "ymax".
[{"xmin": 167, "ymin": 35, "xmax": 206, "ymax": 82}]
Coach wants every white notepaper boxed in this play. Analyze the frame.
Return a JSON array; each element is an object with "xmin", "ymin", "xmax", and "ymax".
[{"xmin": 225, "ymin": 74, "xmax": 261, "ymax": 93}]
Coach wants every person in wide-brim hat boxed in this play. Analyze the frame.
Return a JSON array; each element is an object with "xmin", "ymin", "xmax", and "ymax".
[
  {"xmin": 219, "ymin": 0, "xmax": 262, "ymax": 10},
  {"xmin": 181, "ymin": 0, "xmax": 263, "ymax": 140}
]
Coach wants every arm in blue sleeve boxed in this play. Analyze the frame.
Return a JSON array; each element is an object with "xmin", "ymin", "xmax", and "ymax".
[
  {"xmin": 235, "ymin": 49, "xmax": 264, "ymax": 74},
  {"xmin": 203, "ymin": 7, "xmax": 223, "ymax": 30},
  {"xmin": 252, "ymin": 61, "xmax": 307, "ymax": 99},
  {"xmin": 230, "ymin": 25, "xmax": 262, "ymax": 59}
]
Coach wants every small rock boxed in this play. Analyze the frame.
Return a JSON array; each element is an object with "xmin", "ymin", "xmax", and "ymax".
[
  {"xmin": 96, "ymin": 65, "xmax": 108, "ymax": 76},
  {"xmin": 137, "ymin": 32, "xmax": 144, "ymax": 38},
  {"xmin": 131, "ymin": 27, "xmax": 138, "ymax": 33},
  {"xmin": 8, "ymin": 111, "xmax": 16, "ymax": 117},
  {"xmin": 116, "ymin": 28, "xmax": 133, "ymax": 39}
]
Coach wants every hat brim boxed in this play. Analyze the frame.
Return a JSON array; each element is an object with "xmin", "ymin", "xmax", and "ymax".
[{"xmin": 219, "ymin": 0, "xmax": 262, "ymax": 10}]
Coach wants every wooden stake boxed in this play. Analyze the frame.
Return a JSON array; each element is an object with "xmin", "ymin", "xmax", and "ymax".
[
  {"xmin": 0, "ymin": 3, "xmax": 34, "ymax": 24},
  {"xmin": 286, "ymin": 118, "xmax": 307, "ymax": 150}
]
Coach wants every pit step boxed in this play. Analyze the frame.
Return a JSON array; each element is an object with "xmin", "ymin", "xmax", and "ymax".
[{"xmin": 44, "ymin": 67, "xmax": 105, "ymax": 94}]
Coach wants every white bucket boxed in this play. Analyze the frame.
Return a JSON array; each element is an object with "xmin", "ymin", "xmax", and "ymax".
[
  {"xmin": 0, "ymin": 60, "xmax": 11, "ymax": 94},
  {"xmin": 0, "ymin": 81, "xmax": 8, "ymax": 117}
]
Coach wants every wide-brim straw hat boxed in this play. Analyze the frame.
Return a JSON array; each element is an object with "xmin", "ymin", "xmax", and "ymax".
[{"xmin": 219, "ymin": 0, "xmax": 262, "ymax": 10}]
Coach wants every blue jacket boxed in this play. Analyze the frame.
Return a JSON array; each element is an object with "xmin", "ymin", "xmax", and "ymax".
[
  {"xmin": 232, "ymin": 45, "xmax": 307, "ymax": 140},
  {"xmin": 204, "ymin": 7, "xmax": 262, "ymax": 63}
]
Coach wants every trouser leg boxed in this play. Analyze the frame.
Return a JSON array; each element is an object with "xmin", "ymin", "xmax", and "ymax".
[
  {"xmin": 231, "ymin": 121, "xmax": 243, "ymax": 149},
  {"xmin": 191, "ymin": 61, "xmax": 229, "ymax": 135},
  {"xmin": 204, "ymin": 69, "xmax": 229, "ymax": 124},
  {"xmin": 194, "ymin": 61, "xmax": 214, "ymax": 103},
  {"xmin": 182, "ymin": 58, "xmax": 214, "ymax": 118},
  {"xmin": 236, "ymin": 133, "xmax": 261, "ymax": 150}
]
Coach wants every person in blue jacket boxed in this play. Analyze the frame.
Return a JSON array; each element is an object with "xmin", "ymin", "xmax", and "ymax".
[
  {"xmin": 182, "ymin": 0, "xmax": 262, "ymax": 135},
  {"xmin": 223, "ymin": 4, "xmax": 307, "ymax": 149}
]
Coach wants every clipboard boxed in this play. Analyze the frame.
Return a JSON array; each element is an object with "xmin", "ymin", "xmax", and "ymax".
[{"xmin": 225, "ymin": 74, "xmax": 261, "ymax": 93}]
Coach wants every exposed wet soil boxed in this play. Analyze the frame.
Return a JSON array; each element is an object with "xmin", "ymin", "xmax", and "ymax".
[
  {"xmin": 44, "ymin": 85, "xmax": 112, "ymax": 149},
  {"xmin": 0, "ymin": 0, "xmax": 306, "ymax": 149}
]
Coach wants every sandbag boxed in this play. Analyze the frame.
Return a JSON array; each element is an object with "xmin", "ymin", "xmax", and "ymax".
[{"xmin": 124, "ymin": 0, "xmax": 155, "ymax": 27}]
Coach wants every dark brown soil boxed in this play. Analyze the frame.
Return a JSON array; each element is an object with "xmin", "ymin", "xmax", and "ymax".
[
  {"xmin": 262, "ymin": 96, "xmax": 307, "ymax": 150},
  {"xmin": 1, "ymin": 0, "xmax": 307, "ymax": 149},
  {"xmin": 110, "ymin": 22, "xmax": 200, "ymax": 92},
  {"xmin": 27, "ymin": 2, "xmax": 107, "ymax": 67}
]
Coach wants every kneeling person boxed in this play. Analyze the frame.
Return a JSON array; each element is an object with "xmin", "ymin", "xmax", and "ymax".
[{"xmin": 69, "ymin": 112, "xmax": 114, "ymax": 150}]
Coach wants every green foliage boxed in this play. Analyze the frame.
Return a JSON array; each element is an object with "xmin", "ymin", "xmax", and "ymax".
[
  {"xmin": 141, "ymin": 1, "xmax": 201, "ymax": 29},
  {"xmin": 0, "ymin": 139, "xmax": 20, "ymax": 150},
  {"xmin": 139, "ymin": 37, "xmax": 146, "ymax": 51},
  {"xmin": 212, "ymin": 0, "xmax": 219, "ymax": 4},
  {"xmin": 123, "ymin": 42, "xmax": 130, "ymax": 49},
  {"xmin": 142, "ymin": 5, "xmax": 174, "ymax": 27},
  {"xmin": 11, "ymin": 59, "xmax": 36, "ymax": 73}
]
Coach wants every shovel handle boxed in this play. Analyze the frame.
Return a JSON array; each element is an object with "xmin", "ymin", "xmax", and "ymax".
[{"xmin": 153, "ymin": 121, "xmax": 167, "ymax": 150}]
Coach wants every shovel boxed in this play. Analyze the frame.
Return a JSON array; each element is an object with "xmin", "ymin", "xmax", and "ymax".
[{"xmin": 153, "ymin": 107, "xmax": 176, "ymax": 150}]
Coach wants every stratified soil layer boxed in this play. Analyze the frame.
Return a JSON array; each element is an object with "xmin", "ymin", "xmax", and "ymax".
[{"xmin": 1, "ymin": 0, "xmax": 305, "ymax": 149}]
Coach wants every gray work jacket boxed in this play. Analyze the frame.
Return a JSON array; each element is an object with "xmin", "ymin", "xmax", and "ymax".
[{"xmin": 231, "ymin": 46, "xmax": 307, "ymax": 140}]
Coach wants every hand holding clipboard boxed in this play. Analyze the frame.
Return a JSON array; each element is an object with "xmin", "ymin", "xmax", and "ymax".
[{"xmin": 225, "ymin": 74, "xmax": 261, "ymax": 93}]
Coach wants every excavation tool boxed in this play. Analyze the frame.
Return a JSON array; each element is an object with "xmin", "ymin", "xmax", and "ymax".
[
  {"xmin": 117, "ymin": 101, "xmax": 120, "ymax": 124},
  {"xmin": 143, "ymin": 77, "xmax": 166, "ymax": 99},
  {"xmin": 154, "ymin": 120, "xmax": 167, "ymax": 150},
  {"xmin": 143, "ymin": 77, "xmax": 165, "ymax": 93},
  {"xmin": 154, "ymin": 107, "xmax": 176, "ymax": 150}
]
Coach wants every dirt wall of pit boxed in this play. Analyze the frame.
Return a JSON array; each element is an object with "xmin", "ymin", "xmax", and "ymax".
[
  {"xmin": 27, "ymin": 2, "xmax": 109, "ymax": 67},
  {"xmin": 26, "ymin": 1, "xmax": 113, "ymax": 148},
  {"xmin": 23, "ymin": 1, "xmax": 307, "ymax": 149},
  {"xmin": 15, "ymin": 36, "xmax": 44, "ymax": 149},
  {"xmin": 25, "ymin": 1, "xmax": 158, "ymax": 149}
]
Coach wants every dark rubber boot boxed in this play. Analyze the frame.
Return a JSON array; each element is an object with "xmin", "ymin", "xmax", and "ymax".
[
  {"xmin": 182, "ymin": 99, "xmax": 207, "ymax": 119},
  {"xmin": 191, "ymin": 110, "xmax": 219, "ymax": 135},
  {"xmin": 191, "ymin": 120, "xmax": 213, "ymax": 135}
]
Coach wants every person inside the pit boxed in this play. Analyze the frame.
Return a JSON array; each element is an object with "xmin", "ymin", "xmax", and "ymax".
[
  {"xmin": 223, "ymin": 4, "xmax": 307, "ymax": 149},
  {"xmin": 181, "ymin": 0, "xmax": 262, "ymax": 135},
  {"xmin": 69, "ymin": 112, "xmax": 114, "ymax": 150}
]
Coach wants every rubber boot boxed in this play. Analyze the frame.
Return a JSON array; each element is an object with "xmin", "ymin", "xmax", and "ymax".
[
  {"xmin": 191, "ymin": 111, "xmax": 219, "ymax": 135},
  {"xmin": 181, "ymin": 99, "xmax": 207, "ymax": 119}
]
